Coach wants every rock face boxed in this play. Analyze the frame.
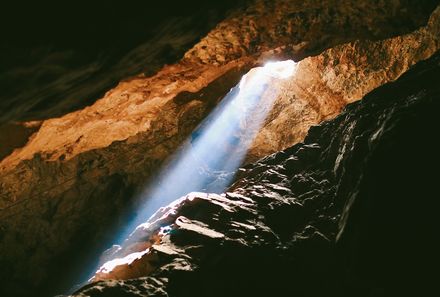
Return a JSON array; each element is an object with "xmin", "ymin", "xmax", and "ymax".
[
  {"xmin": 0, "ymin": 1, "xmax": 439, "ymax": 296},
  {"xmin": 74, "ymin": 50, "xmax": 440, "ymax": 297},
  {"xmin": 249, "ymin": 5, "xmax": 440, "ymax": 160},
  {"xmin": 0, "ymin": 1, "xmax": 243, "ymax": 123},
  {"xmin": 0, "ymin": 121, "xmax": 41, "ymax": 160}
]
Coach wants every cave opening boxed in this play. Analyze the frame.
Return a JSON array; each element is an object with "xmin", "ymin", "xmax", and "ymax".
[
  {"xmin": 71, "ymin": 60, "xmax": 297, "ymax": 289},
  {"xmin": 1, "ymin": 2, "xmax": 439, "ymax": 296}
]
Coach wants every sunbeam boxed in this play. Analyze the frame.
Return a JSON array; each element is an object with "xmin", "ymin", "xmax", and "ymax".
[{"xmin": 87, "ymin": 59, "xmax": 297, "ymax": 281}]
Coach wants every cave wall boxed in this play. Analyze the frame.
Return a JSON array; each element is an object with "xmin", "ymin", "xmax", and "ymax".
[
  {"xmin": 74, "ymin": 47, "xmax": 440, "ymax": 297},
  {"xmin": 0, "ymin": 1, "xmax": 439, "ymax": 296},
  {"xmin": 0, "ymin": 0, "xmax": 245, "ymax": 123},
  {"xmin": 250, "ymin": 5, "xmax": 440, "ymax": 160}
]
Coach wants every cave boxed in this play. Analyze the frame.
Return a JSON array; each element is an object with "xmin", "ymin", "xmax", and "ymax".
[{"xmin": 1, "ymin": 1, "xmax": 439, "ymax": 296}]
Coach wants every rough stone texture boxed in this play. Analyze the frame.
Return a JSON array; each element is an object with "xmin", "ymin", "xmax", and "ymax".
[
  {"xmin": 249, "ymin": 5, "xmax": 440, "ymax": 160},
  {"xmin": 0, "ymin": 121, "xmax": 42, "ymax": 160},
  {"xmin": 74, "ymin": 50, "xmax": 440, "ymax": 297},
  {"xmin": 0, "ymin": 1, "xmax": 244, "ymax": 123},
  {"xmin": 185, "ymin": 0, "xmax": 439, "ymax": 64},
  {"xmin": 0, "ymin": 1, "xmax": 439, "ymax": 296}
]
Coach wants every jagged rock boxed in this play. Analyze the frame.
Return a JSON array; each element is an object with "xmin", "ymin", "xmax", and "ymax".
[
  {"xmin": 73, "ymin": 51, "xmax": 440, "ymax": 296},
  {"xmin": 185, "ymin": 0, "xmax": 439, "ymax": 64},
  {"xmin": 0, "ymin": 1, "xmax": 243, "ymax": 123},
  {"xmin": 73, "ymin": 277, "xmax": 168, "ymax": 297},
  {"xmin": 249, "ymin": 5, "xmax": 440, "ymax": 160},
  {"xmin": 0, "ymin": 1, "xmax": 439, "ymax": 296}
]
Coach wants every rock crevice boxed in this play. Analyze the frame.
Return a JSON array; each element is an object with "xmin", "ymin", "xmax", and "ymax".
[
  {"xmin": 75, "ymin": 49, "xmax": 440, "ymax": 297},
  {"xmin": 0, "ymin": 1, "xmax": 439, "ymax": 296}
]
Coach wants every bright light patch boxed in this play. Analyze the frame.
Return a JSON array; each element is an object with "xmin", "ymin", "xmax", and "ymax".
[
  {"xmin": 262, "ymin": 60, "xmax": 297, "ymax": 79},
  {"xmin": 80, "ymin": 60, "xmax": 297, "ymax": 283},
  {"xmin": 125, "ymin": 60, "xmax": 297, "ymax": 228},
  {"xmin": 96, "ymin": 249, "xmax": 150, "ymax": 275}
]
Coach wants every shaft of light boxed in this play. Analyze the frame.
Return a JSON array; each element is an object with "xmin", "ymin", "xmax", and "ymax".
[
  {"xmin": 124, "ymin": 60, "xmax": 296, "ymax": 236},
  {"xmin": 80, "ymin": 60, "xmax": 297, "ymax": 285}
]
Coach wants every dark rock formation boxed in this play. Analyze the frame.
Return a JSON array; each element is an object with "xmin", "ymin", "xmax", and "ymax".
[
  {"xmin": 0, "ymin": 121, "xmax": 41, "ymax": 160},
  {"xmin": 1, "ymin": 1, "xmax": 439, "ymax": 296},
  {"xmin": 74, "ymin": 50, "xmax": 440, "ymax": 296},
  {"xmin": 0, "ymin": 0, "xmax": 243, "ymax": 123}
]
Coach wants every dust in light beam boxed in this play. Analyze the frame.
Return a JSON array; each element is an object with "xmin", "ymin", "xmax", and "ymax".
[{"xmin": 88, "ymin": 59, "xmax": 297, "ymax": 282}]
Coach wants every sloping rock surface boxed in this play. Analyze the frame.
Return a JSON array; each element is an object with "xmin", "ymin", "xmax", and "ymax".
[
  {"xmin": 1, "ymin": 2, "xmax": 439, "ymax": 296},
  {"xmin": 74, "ymin": 50, "xmax": 440, "ymax": 297},
  {"xmin": 0, "ymin": 1, "xmax": 243, "ymax": 123}
]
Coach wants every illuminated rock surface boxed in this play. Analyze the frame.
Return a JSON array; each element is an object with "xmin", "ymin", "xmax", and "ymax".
[
  {"xmin": 249, "ymin": 5, "xmax": 440, "ymax": 160},
  {"xmin": 0, "ymin": 1, "xmax": 243, "ymax": 123},
  {"xmin": 74, "ymin": 50, "xmax": 440, "ymax": 297},
  {"xmin": 0, "ymin": 1, "xmax": 439, "ymax": 296}
]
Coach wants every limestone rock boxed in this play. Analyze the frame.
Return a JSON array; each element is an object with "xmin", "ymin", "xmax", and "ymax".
[
  {"xmin": 74, "ymin": 50, "xmax": 440, "ymax": 297},
  {"xmin": 0, "ymin": 1, "xmax": 243, "ymax": 123},
  {"xmin": 0, "ymin": 1, "xmax": 439, "ymax": 296},
  {"xmin": 249, "ymin": 5, "xmax": 440, "ymax": 160}
]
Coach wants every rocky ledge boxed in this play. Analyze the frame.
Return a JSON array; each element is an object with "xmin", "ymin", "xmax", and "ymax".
[
  {"xmin": 74, "ymin": 50, "xmax": 440, "ymax": 297},
  {"xmin": 1, "ymin": 1, "xmax": 439, "ymax": 296}
]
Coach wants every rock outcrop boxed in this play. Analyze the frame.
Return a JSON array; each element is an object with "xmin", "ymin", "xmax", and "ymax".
[
  {"xmin": 0, "ymin": 1, "xmax": 243, "ymax": 123},
  {"xmin": 249, "ymin": 5, "xmax": 440, "ymax": 160},
  {"xmin": 74, "ymin": 49, "xmax": 440, "ymax": 297},
  {"xmin": 0, "ymin": 1, "xmax": 439, "ymax": 296}
]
